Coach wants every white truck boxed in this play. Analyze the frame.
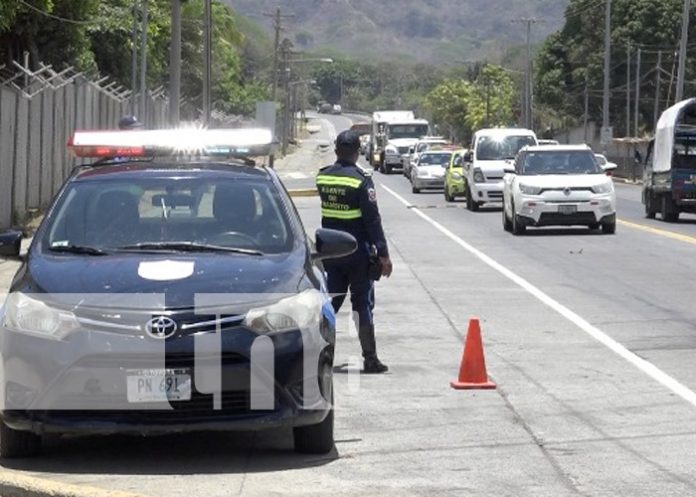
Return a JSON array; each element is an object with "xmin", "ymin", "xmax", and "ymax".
[
  {"xmin": 369, "ymin": 111, "xmax": 430, "ymax": 174},
  {"xmin": 463, "ymin": 128, "xmax": 538, "ymax": 211}
]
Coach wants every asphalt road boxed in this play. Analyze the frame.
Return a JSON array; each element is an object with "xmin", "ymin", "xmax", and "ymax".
[{"xmin": 2, "ymin": 113, "xmax": 696, "ymax": 496}]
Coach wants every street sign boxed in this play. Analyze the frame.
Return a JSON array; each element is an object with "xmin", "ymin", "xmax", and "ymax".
[{"xmin": 601, "ymin": 126, "xmax": 614, "ymax": 146}]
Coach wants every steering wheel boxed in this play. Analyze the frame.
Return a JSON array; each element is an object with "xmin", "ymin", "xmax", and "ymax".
[{"xmin": 209, "ymin": 231, "xmax": 258, "ymax": 246}]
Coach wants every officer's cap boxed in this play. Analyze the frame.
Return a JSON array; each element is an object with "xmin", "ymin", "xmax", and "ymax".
[
  {"xmin": 335, "ymin": 130, "xmax": 361, "ymax": 151},
  {"xmin": 118, "ymin": 115, "xmax": 144, "ymax": 130}
]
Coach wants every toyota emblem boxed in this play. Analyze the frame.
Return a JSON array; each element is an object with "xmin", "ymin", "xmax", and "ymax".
[
  {"xmin": 563, "ymin": 187, "xmax": 572, "ymax": 196},
  {"xmin": 145, "ymin": 316, "xmax": 178, "ymax": 339}
]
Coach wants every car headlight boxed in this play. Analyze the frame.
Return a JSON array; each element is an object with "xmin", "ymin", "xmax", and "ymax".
[
  {"xmin": 243, "ymin": 289, "xmax": 328, "ymax": 334},
  {"xmin": 385, "ymin": 146, "xmax": 398, "ymax": 155},
  {"xmin": 3, "ymin": 292, "xmax": 79, "ymax": 339},
  {"xmin": 473, "ymin": 168, "xmax": 485, "ymax": 183},
  {"xmin": 592, "ymin": 183, "xmax": 614, "ymax": 194},
  {"xmin": 451, "ymin": 172, "xmax": 463, "ymax": 180},
  {"xmin": 518, "ymin": 183, "xmax": 542, "ymax": 195}
]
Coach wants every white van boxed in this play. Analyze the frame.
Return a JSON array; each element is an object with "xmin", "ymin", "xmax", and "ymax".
[{"xmin": 464, "ymin": 128, "xmax": 537, "ymax": 211}]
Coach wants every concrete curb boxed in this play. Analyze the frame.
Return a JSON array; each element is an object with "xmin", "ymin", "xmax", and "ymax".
[
  {"xmin": 612, "ymin": 176, "xmax": 642, "ymax": 185},
  {"xmin": 288, "ymin": 188, "xmax": 318, "ymax": 198},
  {"xmin": 0, "ymin": 470, "xmax": 152, "ymax": 497}
]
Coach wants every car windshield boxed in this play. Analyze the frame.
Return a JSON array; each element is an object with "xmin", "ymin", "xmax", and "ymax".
[
  {"xmin": 42, "ymin": 176, "xmax": 293, "ymax": 254},
  {"xmin": 521, "ymin": 151, "xmax": 602, "ymax": 175},
  {"xmin": 419, "ymin": 153, "xmax": 452, "ymax": 166},
  {"xmin": 389, "ymin": 124, "xmax": 429, "ymax": 140},
  {"xmin": 476, "ymin": 135, "xmax": 537, "ymax": 161}
]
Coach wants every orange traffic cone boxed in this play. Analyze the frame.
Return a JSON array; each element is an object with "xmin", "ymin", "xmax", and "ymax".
[{"xmin": 450, "ymin": 318, "xmax": 496, "ymax": 390}]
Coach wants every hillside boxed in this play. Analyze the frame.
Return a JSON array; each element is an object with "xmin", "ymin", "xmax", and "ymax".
[{"xmin": 223, "ymin": 0, "xmax": 569, "ymax": 64}]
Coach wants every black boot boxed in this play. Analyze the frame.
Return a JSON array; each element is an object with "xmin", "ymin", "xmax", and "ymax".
[{"xmin": 359, "ymin": 325, "xmax": 388, "ymax": 374}]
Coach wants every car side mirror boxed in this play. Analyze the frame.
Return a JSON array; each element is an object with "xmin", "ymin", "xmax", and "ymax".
[
  {"xmin": 601, "ymin": 163, "xmax": 617, "ymax": 176},
  {"xmin": 0, "ymin": 230, "xmax": 23, "ymax": 258},
  {"xmin": 312, "ymin": 228, "xmax": 357, "ymax": 261}
]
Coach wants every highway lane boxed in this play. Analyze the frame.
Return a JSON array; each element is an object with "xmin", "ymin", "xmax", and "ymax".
[{"xmin": 323, "ymin": 113, "xmax": 696, "ymax": 494}]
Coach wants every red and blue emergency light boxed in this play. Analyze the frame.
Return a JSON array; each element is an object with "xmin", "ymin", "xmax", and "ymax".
[{"xmin": 68, "ymin": 128, "xmax": 274, "ymax": 159}]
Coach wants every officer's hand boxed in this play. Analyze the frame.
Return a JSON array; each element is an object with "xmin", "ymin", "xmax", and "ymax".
[{"xmin": 380, "ymin": 257, "xmax": 393, "ymax": 278}]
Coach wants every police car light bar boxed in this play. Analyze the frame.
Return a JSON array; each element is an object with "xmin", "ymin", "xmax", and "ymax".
[{"xmin": 69, "ymin": 128, "xmax": 274, "ymax": 159}]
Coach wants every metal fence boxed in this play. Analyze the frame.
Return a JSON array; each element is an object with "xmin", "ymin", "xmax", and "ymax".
[{"xmin": 0, "ymin": 62, "xmax": 168, "ymax": 230}]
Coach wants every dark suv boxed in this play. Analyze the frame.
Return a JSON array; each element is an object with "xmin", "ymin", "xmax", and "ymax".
[{"xmin": 0, "ymin": 129, "xmax": 356, "ymax": 457}]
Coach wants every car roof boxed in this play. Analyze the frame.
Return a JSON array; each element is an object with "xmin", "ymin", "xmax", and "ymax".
[
  {"xmin": 422, "ymin": 149, "xmax": 454, "ymax": 155},
  {"xmin": 475, "ymin": 128, "xmax": 536, "ymax": 137},
  {"xmin": 523, "ymin": 144, "xmax": 591, "ymax": 153},
  {"xmin": 71, "ymin": 161, "xmax": 271, "ymax": 182}
]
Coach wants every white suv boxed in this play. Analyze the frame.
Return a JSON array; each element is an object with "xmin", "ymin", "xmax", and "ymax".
[
  {"xmin": 464, "ymin": 128, "xmax": 537, "ymax": 211},
  {"xmin": 502, "ymin": 145, "xmax": 618, "ymax": 235}
]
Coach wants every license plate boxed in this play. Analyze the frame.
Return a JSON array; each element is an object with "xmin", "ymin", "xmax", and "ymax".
[
  {"xmin": 558, "ymin": 204, "xmax": 577, "ymax": 215},
  {"xmin": 127, "ymin": 369, "xmax": 192, "ymax": 403}
]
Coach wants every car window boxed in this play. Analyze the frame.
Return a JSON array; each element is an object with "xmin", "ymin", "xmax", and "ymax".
[
  {"xmin": 522, "ymin": 151, "xmax": 602, "ymax": 175},
  {"xmin": 476, "ymin": 135, "xmax": 537, "ymax": 161},
  {"xmin": 389, "ymin": 124, "xmax": 429, "ymax": 140},
  {"xmin": 44, "ymin": 177, "xmax": 293, "ymax": 254},
  {"xmin": 419, "ymin": 153, "xmax": 452, "ymax": 166}
]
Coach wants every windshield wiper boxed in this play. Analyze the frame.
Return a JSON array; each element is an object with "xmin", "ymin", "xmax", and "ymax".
[
  {"xmin": 48, "ymin": 244, "xmax": 110, "ymax": 256},
  {"xmin": 119, "ymin": 242, "xmax": 263, "ymax": 256}
]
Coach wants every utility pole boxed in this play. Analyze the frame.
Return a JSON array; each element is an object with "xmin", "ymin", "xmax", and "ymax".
[
  {"xmin": 626, "ymin": 45, "xmax": 631, "ymax": 137},
  {"xmin": 131, "ymin": 1, "xmax": 139, "ymax": 114},
  {"xmin": 584, "ymin": 74, "xmax": 589, "ymax": 143},
  {"xmin": 602, "ymin": 0, "xmax": 612, "ymax": 152},
  {"xmin": 676, "ymin": 0, "xmax": 691, "ymax": 102},
  {"xmin": 654, "ymin": 50, "xmax": 663, "ymax": 130},
  {"xmin": 139, "ymin": 0, "xmax": 149, "ymax": 120},
  {"xmin": 169, "ymin": 0, "xmax": 182, "ymax": 125},
  {"xmin": 263, "ymin": 8, "xmax": 294, "ymax": 101},
  {"xmin": 202, "ymin": 0, "xmax": 212, "ymax": 126},
  {"xmin": 634, "ymin": 48, "xmax": 641, "ymax": 137},
  {"xmin": 281, "ymin": 39, "xmax": 292, "ymax": 155},
  {"xmin": 512, "ymin": 18, "xmax": 543, "ymax": 130}
]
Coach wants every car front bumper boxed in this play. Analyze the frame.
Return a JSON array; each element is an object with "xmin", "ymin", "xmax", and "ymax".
[
  {"xmin": 471, "ymin": 181, "xmax": 504, "ymax": 203},
  {"xmin": 0, "ymin": 322, "xmax": 334, "ymax": 435},
  {"xmin": 516, "ymin": 196, "xmax": 616, "ymax": 226},
  {"xmin": 413, "ymin": 176, "xmax": 445, "ymax": 189},
  {"xmin": 384, "ymin": 154, "xmax": 404, "ymax": 167},
  {"xmin": 446, "ymin": 178, "xmax": 467, "ymax": 196}
]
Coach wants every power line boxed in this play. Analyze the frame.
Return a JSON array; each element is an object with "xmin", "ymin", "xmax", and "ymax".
[{"xmin": 17, "ymin": 0, "xmax": 93, "ymax": 25}]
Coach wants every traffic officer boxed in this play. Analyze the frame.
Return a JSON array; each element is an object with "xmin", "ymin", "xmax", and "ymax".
[{"xmin": 316, "ymin": 129, "xmax": 393, "ymax": 374}]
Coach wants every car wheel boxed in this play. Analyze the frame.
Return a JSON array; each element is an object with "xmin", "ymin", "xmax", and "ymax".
[
  {"xmin": 502, "ymin": 202, "xmax": 513, "ymax": 232},
  {"xmin": 293, "ymin": 404, "xmax": 334, "ymax": 454},
  {"xmin": 602, "ymin": 221, "xmax": 616, "ymax": 234},
  {"xmin": 644, "ymin": 192, "xmax": 656, "ymax": 219},
  {"xmin": 466, "ymin": 187, "xmax": 479, "ymax": 211},
  {"xmin": 661, "ymin": 195, "xmax": 678, "ymax": 222},
  {"xmin": 0, "ymin": 421, "xmax": 41, "ymax": 458},
  {"xmin": 384, "ymin": 165, "xmax": 392, "ymax": 175},
  {"xmin": 511, "ymin": 203, "xmax": 526, "ymax": 235},
  {"xmin": 588, "ymin": 223, "xmax": 600, "ymax": 231},
  {"xmin": 412, "ymin": 185, "xmax": 420, "ymax": 194},
  {"xmin": 444, "ymin": 187, "xmax": 454, "ymax": 202}
]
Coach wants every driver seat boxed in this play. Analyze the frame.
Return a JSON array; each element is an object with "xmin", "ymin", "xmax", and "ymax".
[{"xmin": 213, "ymin": 184, "xmax": 260, "ymax": 238}]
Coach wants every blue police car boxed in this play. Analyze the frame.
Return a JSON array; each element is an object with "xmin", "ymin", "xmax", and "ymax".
[{"xmin": 0, "ymin": 129, "xmax": 356, "ymax": 457}]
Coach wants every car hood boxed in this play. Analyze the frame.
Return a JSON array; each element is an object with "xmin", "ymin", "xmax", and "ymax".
[
  {"xmin": 476, "ymin": 160, "xmax": 509, "ymax": 173},
  {"xmin": 517, "ymin": 174, "xmax": 611, "ymax": 188},
  {"xmin": 388, "ymin": 138, "xmax": 418, "ymax": 148},
  {"xmin": 19, "ymin": 251, "xmax": 309, "ymax": 309},
  {"xmin": 416, "ymin": 165, "xmax": 446, "ymax": 176}
]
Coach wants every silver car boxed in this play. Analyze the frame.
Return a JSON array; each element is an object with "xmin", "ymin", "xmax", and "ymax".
[{"xmin": 410, "ymin": 150, "xmax": 453, "ymax": 193}]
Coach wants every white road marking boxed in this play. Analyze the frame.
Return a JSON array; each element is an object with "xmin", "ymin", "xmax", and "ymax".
[{"xmin": 381, "ymin": 183, "xmax": 696, "ymax": 408}]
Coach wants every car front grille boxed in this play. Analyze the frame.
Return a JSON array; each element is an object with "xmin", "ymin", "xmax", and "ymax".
[
  {"xmin": 538, "ymin": 212, "xmax": 597, "ymax": 225},
  {"xmin": 398, "ymin": 146, "xmax": 410, "ymax": 154}
]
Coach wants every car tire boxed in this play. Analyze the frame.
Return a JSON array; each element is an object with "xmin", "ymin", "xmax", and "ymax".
[
  {"xmin": 661, "ymin": 195, "xmax": 679, "ymax": 222},
  {"xmin": 0, "ymin": 421, "xmax": 41, "ymax": 458},
  {"xmin": 412, "ymin": 185, "xmax": 420, "ymax": 194},
  {"xmin": 511, "ymin": 203, "xmax": 526, "ymax": 235},
  {"xmin": 384, "ymin": 165, "xmax": 392, "ymax": 175},
  {"xmin": 644, "ymin": 192, "xmax": 657, "ymax": 219},
  {"xmin": 502, "ymin": 202, "xmax": 513, "ymax": 232},
  {"xmin": 602, "ymin": 221, "xmax": 616, "ymax": 234},
  {"xmin": 293, "ymin": 406, "xmax": 334, "ymax": 454},
  {"xmin": 466, "ymin": 187, "xmax": 479, "ymax": 212},
  {"xmin": 444, "ymin": 188, "xmax": 454, "ymax": 202}
]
